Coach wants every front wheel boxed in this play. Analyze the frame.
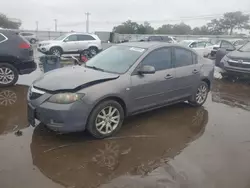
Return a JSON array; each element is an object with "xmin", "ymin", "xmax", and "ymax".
[
  {"xmin": 0, "ymin": 63, "xmax": 19, "ymax": 87},
  {"xmin": 50, "ymin": 47, "xmax": 62, "ymax": 57},
  {"xmin": 87, "ymin": 100, "xmax": 124, "ymax": 139},
  {"xmin": 189, "ymin": 81, "xmax": 209, "ymax": 107}
]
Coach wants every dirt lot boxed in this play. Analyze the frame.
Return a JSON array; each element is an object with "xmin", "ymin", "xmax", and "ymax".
[{"xmin": 1, "ymin": 63, "xmax": 250, "ymax": 188}]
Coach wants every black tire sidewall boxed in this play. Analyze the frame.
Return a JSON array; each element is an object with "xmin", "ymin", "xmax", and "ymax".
[
  {"xmin": 0, "ymin": 63, "xmax": 19, "ymax": 87},
  {"xmin": 189, "ymin": 81, "xmax": 209, "ymax": 107},
  {"xmin": 87, "ymin": 100, "xmax": 124, "ymax": 139},
  {"xmin": 50, "ymin": 47, "xmax": 62, "ymax": 56},
  {"xmin": 89, "ymin": 47, "xmax": 98, "ymax": 55}
]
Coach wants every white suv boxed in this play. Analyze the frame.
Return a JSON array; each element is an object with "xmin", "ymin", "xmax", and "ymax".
[{"xmin": 38, "ymin": 33, "xmax": 102, "ymax": 56}]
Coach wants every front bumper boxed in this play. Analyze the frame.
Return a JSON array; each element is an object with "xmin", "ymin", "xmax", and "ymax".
[{"xmin": 28, "ymin": 100, "xmax": 91, "ymax": 133}]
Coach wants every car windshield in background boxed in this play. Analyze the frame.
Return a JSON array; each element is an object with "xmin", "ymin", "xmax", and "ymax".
[
  {"xmin": 238, "ymin": 42, "xmax": 250, "ymax": 52},
  {"xmin": 179, "ymin": 41, "xmax": 191, "ymax": 46},
  {"xmin": 85, "ymin": 45, "xmax": 145, "ymax": 74},
  {"xmin": 54, "ymin": 35, "xmax": 67, "ymax": 40}
]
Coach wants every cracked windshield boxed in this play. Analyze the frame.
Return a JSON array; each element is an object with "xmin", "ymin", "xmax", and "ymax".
[{"xmin": 1, "ymin": 0, "xmax": 250, "ymax": 188}]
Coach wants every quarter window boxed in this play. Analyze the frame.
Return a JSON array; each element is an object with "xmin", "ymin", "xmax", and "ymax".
[
  {"xmin": 174, "ymin": 48, "xmax": 193, "ymax": 67},
  {"xmin": 77, "ymin": 35, "xmax": 95, "ymax": 41},
  {"xmin": 0, "ymin": 33, "xmax": 7, "ymax": 43},
  {"xmin": 141, "ymin": 48, "xmax": 172, "ymax": 71},
  {"xmin": 64, "ymin": 35, "xmax": 78, "ymax": 42}
]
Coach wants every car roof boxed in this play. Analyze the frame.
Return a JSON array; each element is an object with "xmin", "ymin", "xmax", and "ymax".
[{"xmin": 117, "ymin": 42, "xmax": 195, "ymax": 51}]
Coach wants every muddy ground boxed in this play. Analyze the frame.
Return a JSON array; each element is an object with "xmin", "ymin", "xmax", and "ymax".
[{"xmin": 1, "ymin": 64, "xmax": 250, "ymax": 188}]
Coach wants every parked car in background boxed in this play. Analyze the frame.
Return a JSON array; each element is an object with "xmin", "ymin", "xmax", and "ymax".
[
  {"xmin": 19, "ymin": 32, "xmax": 37, "ymax": 44},
  {"xmin": 38, "ymin": 33, "xmax": 102, "ymax": 56},
  {"xmin": 0, "ymin": 29, "xmax": 36, "ymax": 87},
  {"xmin": 210, "ymin": 40, "xmax": 236, "ymax": 59},
  {"xmin": 140, "ymin": 36, "xmax": 178, "ymax": 43},
  {"xmin": 28, "ymin": 42, "xmax": 214, "ymax": 138},
  {"xmin": 179, "ymin": 40, "xmax": 214, "ymax": 57},
  {"xmin": 218, "ymin": 41, "xmax": 250, "ymax": 77}
]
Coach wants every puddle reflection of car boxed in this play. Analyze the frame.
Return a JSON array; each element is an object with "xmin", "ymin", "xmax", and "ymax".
[
  {"xmin": 0, "ymin": 85, "xmax": 29, "ymax": 135},
  {"xmin": 212, "ymin": 80, "xmax": 250, "ymax": 111},
  {"xmin": 30, "ymin": 105, "xmax": 208, "ymax": 188},
  {"xmin": 27, "ymin": 42, "xmax": 214, "ymax": 138}
]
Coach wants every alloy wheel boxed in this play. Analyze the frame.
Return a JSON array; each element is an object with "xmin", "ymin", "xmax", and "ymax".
[
  {"xmin": 0, "ymin": 90, "xmax": 17, "ymax": 106},
  {"xmin": 52, "ymin": 49, "xmax": 61, "ymax": 56},
  {"xmin": 0, "ymin": 67, "xmax": 15, "ymax": 85},
  {"xmin": 95, "ymin": 106, "xmax": 121, "ymax": 135},
  {"xmin": 196, "ymin": 84, "xmax": 208, "ymax": 104}
]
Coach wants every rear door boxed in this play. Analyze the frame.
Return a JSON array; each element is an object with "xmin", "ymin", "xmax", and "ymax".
[
  {"xmin": 76, "ymin": 34, "xmax": 96, "ymax": 51},
  {"xmin": 61, "ymin": 34, "xmax": 78, "ymax": 52},
  {"xmin": 129, "ymin": 47, "xmax": 175, "ymax": 112},
  {"xmin": 172, "ymin": 47, "xmax": 201, "ymax": 100}
]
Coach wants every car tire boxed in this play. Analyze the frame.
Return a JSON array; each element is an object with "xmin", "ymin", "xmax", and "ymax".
[
  {"xmin": 88, "ymin": 47, "xmax": 98, "ymax": 56},
  {"xmin": 30, "ymin": 39, "xmax": 36, "ymax": 44},
  {"xmin": 50, "ymin": 47, "xmax": 62, "ymax": 57},
  {"xmin": 188, "ymin": 81, "xmax": 209, "ymax": 107},
  {"xmin": 0, "ymin": 63, "xmax": 19, "ymax": 87},
  {"xmin": 87, "ymin": 100, "xmax": 124, "ymax": 139}
]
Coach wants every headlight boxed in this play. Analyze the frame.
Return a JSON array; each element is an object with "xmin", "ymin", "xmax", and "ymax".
[{"xmin": 48, "ymin": 93, "xmax": 85, "ymax": 104}]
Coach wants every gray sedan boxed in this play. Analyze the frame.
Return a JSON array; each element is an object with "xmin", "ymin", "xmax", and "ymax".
[{"xmin": 27, "ymin": 42, "xmax": 214, "ymax": 138}]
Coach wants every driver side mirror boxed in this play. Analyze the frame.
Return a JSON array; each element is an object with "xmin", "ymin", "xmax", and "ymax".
[{"xmin": 138, "ymin": 65, "xmax": 156, "ymax": 75}]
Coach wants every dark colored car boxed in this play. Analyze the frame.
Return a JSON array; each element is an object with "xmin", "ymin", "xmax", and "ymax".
[
  {"xmin": 140, "ymin": 36, "xmax": 177, "ymax": 43},
  {"xmin": 27, "ymin": 42, "xmax": 214, "ymax": 138},
  {"xmin": 210, "ymin": 40, "xmax": 236, "ymax": 59},
  {"xmin": 218, "ymin": 42, "xmax": 250, "ymax": 76},
  {"xmin": 0, "ymin": 29, "xmax": 36, "ymax": 87}
]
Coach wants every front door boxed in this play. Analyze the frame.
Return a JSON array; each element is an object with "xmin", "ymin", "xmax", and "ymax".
[
  {"xmin": 61, "ymin": 34, "xmax": 78, "ymax": 53},
  {"xmin": 173, "ymin": 47, "xmax": 201, "ymax": 100},
  {"xmin": 129, "ymin": 47, "xmax": 175, "ymax": 113}
]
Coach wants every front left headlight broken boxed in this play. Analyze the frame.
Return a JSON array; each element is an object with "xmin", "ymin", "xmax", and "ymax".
[{"xmin": 48, "ymin": 93, "xmax": 85, "ymax": 104}]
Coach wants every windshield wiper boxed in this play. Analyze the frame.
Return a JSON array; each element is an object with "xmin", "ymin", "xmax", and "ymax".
[{"xmin": 85, "ymin": 65, "xmax": 104, "ymax": 72}]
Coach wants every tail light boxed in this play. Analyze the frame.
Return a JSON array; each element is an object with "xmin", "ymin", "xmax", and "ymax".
[{"xmin": 19, "ymin": 42, "xmax": 30, "ymax": 49}]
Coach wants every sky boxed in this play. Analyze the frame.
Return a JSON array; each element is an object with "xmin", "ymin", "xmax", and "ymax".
[{"xmin": 1, "ymin": 0, "xmax": 250, "ymax": 32}]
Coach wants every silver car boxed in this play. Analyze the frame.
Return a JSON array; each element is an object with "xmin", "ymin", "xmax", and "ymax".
[
  {"xmin": 27, "ymin": 42, "xmax": 214, "ymax": 138},
  {"xmin": 19, "ymin": 32, "xmax": 37, "ymax": 44}
]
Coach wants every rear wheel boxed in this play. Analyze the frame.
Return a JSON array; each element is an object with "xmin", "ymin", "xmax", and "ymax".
[
  {"xmin": 0, "ymin": 63, "xmax": 19, "ymax": 87},
  {"xmin": 87, "ymin": 100, "xmax": 124, "ymax": 139},
  {"xmin": 188, "ymin": 81, "xmax": 209, "ymax": 107},
  {"xmin": 89, "ymin": 47, "xmax": 98, "ymax": 56},
  {"xmin": 30, "ymin": 38, "xmax": 36, "ymax": 44},
  {"xmin": 50, "ymin": 47, "xmax": 62, "ymax": 57}
]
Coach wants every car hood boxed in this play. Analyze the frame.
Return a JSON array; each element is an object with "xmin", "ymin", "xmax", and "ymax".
[
  {"xmin": 33, "ymin": 66, "xmax": 119, "ymax": 92},
  {"xmin": 227, "ymin": 51, "xmax": 250, "ymax": 61}
]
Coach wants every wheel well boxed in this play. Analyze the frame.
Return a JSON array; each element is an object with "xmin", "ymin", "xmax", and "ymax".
[
  {"xmin": 202, "ymin": 78, "xmax": 211, "ymax": 90},
  {"xmin": 88, "ymin": 46, "xmax": 98, "ymax": 50},
  {"xmin": 95, "ymin": 96, "xmax": 127, "ymax": 116}
]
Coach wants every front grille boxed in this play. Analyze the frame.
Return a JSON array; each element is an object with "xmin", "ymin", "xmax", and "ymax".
[{"xmin": 228, "ymin": 61, "xmax": 250, "ymax": 68}]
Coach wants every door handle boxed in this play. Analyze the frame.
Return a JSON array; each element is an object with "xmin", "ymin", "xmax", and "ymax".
[
  {"xmin": 165, "ymin": 74, "xmax": 173, "ymax": 79},
  {"xmin": 192, "ymin": 69, "xmax": 199, "ymax": 74}
]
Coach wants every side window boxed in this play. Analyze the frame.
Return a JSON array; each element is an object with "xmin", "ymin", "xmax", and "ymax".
[
  {"xmin": 162, "ymin": 36, "xmax": 171, "ymax": 43},
  {"xmin": 190, "ymin": 42, "xmax": 197, "ymax": 48},
  {"xmin": 64, "ymin": 35, "xmax": 77, "ymax": 42},
  {"xmin": 174, "ymin": 48, "xmax": 193, "ymax": 67},
  {"xmin": 141, "ymin": 48, "xmax": 172, "ymax": 71},
  {"xmin": 221, "ymin": 41, "xmax": 235, "ymax": 50},
  {"xmin": 197, "ymin": 42, "xmax": 206, "ymax": 48},
  {"xmin": 77, "ymin": 35, "xmax": 95, "ymax": 41},
  {"xmin": 148, "ymin": 36, "xmax": 162, "ymax": 41}
]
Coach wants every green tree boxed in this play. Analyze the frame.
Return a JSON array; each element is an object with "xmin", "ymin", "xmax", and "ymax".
[
  {"xmin": 221, "ymin": 11, "xmax": 250, "ymax": 35},
  {"xmin": 172, "ymin": 23, "xmax": 192, "ymax": 35},
  {"xmin": 112, "ymin": 20, "xmax": 139, "ymax": 34},
  {"xmin": 156, "ymin": 24, "xmax": 173, "ymax": 34},
  {"xmin": 0, "ymin": 13, "xmax": 21, "ymax": 29},
  {"xmin": 207, "ymin": 19, "xmax": 225, "ymax": 35},
  {"xmin": 137, "ymin": 21, "xmax": 154, "ymax": 34}
]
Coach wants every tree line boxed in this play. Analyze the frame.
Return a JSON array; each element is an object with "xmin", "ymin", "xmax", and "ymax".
[
  {"xmin": 113, "ymin": 11, "xmax": 250, "ymax": 35},
  {"xmin": 0, "ymin": 13, "xmax": 21, "ymax": 29}
]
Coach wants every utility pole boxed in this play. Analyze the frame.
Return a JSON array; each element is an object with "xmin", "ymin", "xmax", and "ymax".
[
  {"xmin": 36, "ymin": 21, "xmax": 39, "ymax": 31},
  {"xmin": 54, "ymin": 19, "xmax": 58, "ymax": 32},
  {"xmin": 85, "ymin": 12, "xmax": 90, "ymax": 33}
]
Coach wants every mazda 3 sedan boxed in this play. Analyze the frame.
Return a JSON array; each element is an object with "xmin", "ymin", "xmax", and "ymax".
[{"xmin": 27, "ymin": 42, "xmax": 214, "ymax": 138}]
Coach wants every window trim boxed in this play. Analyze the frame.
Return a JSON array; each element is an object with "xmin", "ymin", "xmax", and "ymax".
[
  {"xmin": 0, "ymin": 33, "xmax": 8, "ymax": 44},
  {"xmin": 131, "ymin": 47, "xmax": 173, "ymax": 75},
  {"xmin": 173, "ymin": 47, "xmax": 196, "ymax": 68},
  {"xmin": 64, "ymin": 34, "xmax": 78, "ymax": 42}
]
